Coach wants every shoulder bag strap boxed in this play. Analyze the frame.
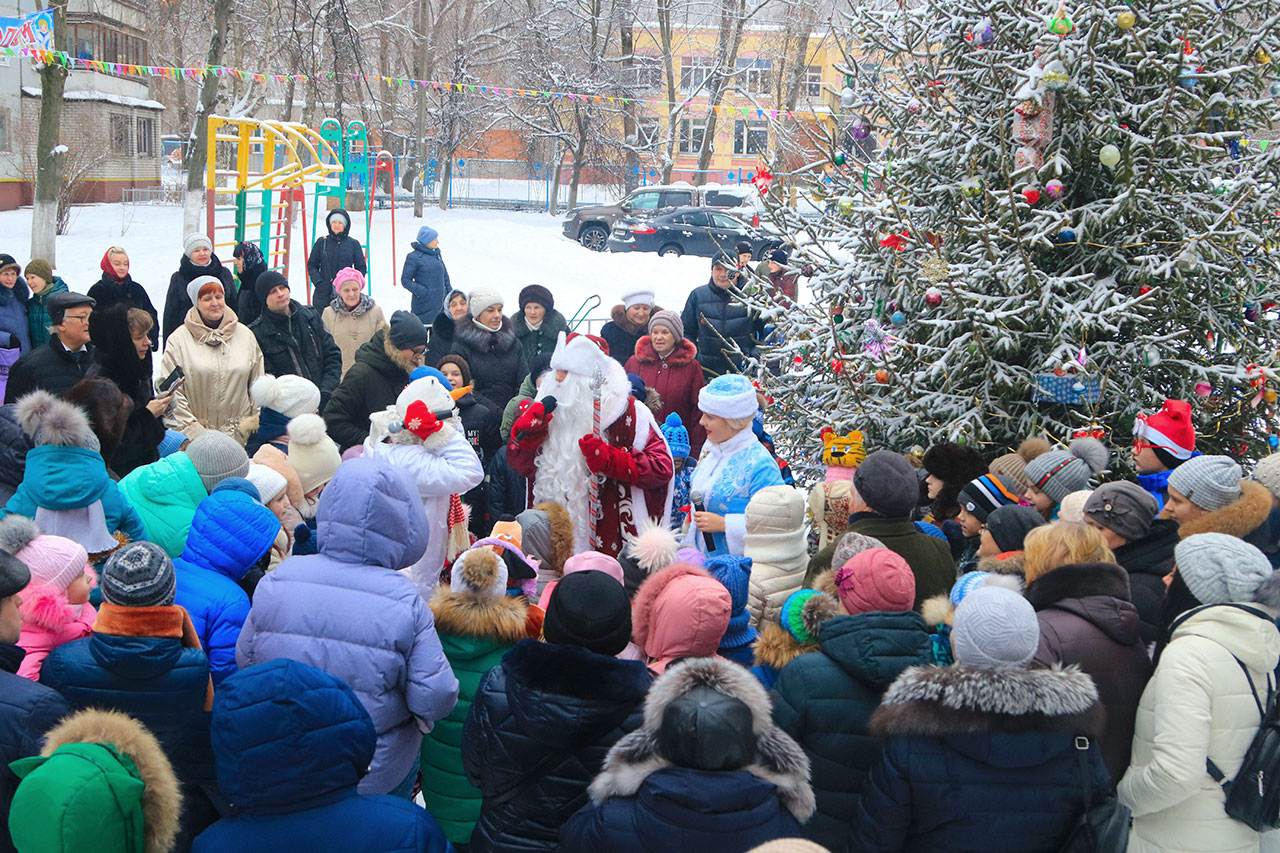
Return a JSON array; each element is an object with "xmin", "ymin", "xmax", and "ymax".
[
  {"xmin": 1075, "ymin": 736, "xmax": 1094, "ymax": 811},
  {"xmin": 1206, "ymin": 655, "xmax": 1269, "ymax": 785}
]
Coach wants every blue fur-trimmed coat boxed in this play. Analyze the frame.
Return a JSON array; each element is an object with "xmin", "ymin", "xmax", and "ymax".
[{"xmin": 851, "ymin": 663, "xmax": 1109, "ymax": 852}]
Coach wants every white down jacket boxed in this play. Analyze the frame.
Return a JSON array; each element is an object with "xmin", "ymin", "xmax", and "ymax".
[
  {"xmin": 1119, "ymin": 602, "xmax": 1280, "ymax": 853},
  {"xmin": 744, "ymin": 485, "xmax": 809, "ymax": 625}
]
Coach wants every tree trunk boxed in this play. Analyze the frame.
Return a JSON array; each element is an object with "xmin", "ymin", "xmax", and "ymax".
[
  {"xmin": 619, "ymin": 0, "xmax": 638, "ymax": 191},
  {"xmin": 568, "ymin": 107, "xmax": 589, "ymax": 210},
  {"xmin": 411, "ymin": 0, "xmax": 428, "ymax": 216},
  {"xmin": 436, "ymin": 152, "xmax": 452, "ymax": 210},
  {"xmin": 184, "ymin": 0, "xmax": 231, "ymax": 234},
  {"xmin": 696, "ymin": 0, "xmax": 748, "ymax": 178},
  {"xmin": 657, "ymin": 0, "xmax": 677, "ymax": 183},
  {"xmin": 30, "ymin": 0, "xmax": 68, "ymax": 263},
  {"xmin": 549, "ymin": 153, "xmax": 563, "ymax": 216}
]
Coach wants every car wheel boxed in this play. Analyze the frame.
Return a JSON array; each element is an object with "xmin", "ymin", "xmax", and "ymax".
[
  {"xmin": 659, "ymin": 244, "xmax": 684, "ymax": 257},
  {"xmin": 579, "ymin": 225, "xmax": 609, "ymax": 252}
]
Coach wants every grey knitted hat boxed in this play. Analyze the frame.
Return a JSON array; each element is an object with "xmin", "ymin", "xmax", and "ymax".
[
  {"xmin": 1175, "ymin": 533, "xmax": 1274, "ymax": 605},
  {"xmin": 853, "ymin": 451, "xmax": 919, "ymax": 519},
  {"xmin": 1084, "ymin": 482, "xmax": 1159, "ymax": 543},
  {"xmin": 1167, "ymin": 455, "xmax": 1242, "ymax": 511},
  {"xmin": 832, "ymin": 532, "xmax": 885, "ymax": 570},
  {"xmin": 0, "ymin": 552, "xmax": 30, "ymax": 599},
  {"xmin": 1023, "ymin": 438, "xmax": 1109, "ymax": 504},
  {"xmin": 100, "ymin": 541, "xmax": 176, "ymax": 607},
  {"xmin": 1254, "ymin": 455, "xmax": 1280, "ymax": 501},
  {"xmin": 186, "ymin": 431, "xmax": 250, "ymax": 493},
  {"xmin": 515, "ymin": 507, "xmax": 551, "ymax": 566},
  {"xmin": 952, "ymin": 585, "xmax": 1040, "ymax": 670}
]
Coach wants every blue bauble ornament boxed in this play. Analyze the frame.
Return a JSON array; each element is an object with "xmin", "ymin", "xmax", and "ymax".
[
  {"xmin": 890, "ymin": 310, "xmax": 907, "ymax": 326},
  {"xmin": 1056, "ymin": 227, "xmax": 1077, "ymax": 243}
]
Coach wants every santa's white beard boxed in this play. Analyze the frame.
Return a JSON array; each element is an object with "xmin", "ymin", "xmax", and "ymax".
[{"xmin": 533, "ymin": 372, "xmax": 595, "ymax": 550}]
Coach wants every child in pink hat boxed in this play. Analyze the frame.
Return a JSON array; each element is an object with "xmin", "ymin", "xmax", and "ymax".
[{"xmin": 0, "ymin": 517, "xmax": 95, "ymax": 680}]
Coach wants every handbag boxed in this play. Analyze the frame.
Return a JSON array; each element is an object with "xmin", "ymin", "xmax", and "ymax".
[{"xmin": 1059, "ymin": 735, "xmax": 1130, "ymax": 852}]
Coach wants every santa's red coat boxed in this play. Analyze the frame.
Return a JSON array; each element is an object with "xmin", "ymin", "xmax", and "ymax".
[{"xmin": 508, "ymin": 396, "xmax": 673, "ymax": 558}]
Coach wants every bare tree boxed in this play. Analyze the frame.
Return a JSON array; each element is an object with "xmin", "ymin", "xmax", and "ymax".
[
  {"xmin": 183, "ymin": 0, "xmax": 232, "ymax": 233},
  {"xmin": 30, "ymin": 0, "xmax": 68, "ymax": 263}
]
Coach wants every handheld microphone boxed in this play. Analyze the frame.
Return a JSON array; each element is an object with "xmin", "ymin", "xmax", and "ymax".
[
  {"xmin": 540, "ymin": 396, "xmax": 558, "ymax": 415},
  {"xmin": 690, "ymin": 489, "xmax": 716, "ymax": 552}
]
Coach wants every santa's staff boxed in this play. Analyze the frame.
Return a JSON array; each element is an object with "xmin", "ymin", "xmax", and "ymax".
[{"xmin": 588, "ymin": 363, "xmax": 604, "ymax": 549}]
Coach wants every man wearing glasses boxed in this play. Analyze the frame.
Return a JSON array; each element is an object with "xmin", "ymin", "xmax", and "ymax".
[{"xmin": 5, "ymin": 292, "xmax": 96, "ymax": 403}]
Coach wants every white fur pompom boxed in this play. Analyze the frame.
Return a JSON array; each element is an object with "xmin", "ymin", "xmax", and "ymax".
[
  {"xmin": 250, "ymin": 374, "xmax": 280, "ymax": 409},
  {"xmin": 625, "ymin": 516, "xmax": 679, "ymax": 573},
  {"xmin": 287, "ymin": 413, "xmax": 328, "ymax": 447}
]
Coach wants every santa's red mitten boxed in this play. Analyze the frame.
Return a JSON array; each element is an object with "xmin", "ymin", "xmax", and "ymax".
[
  {"xmin": 512, "ymin": 399, "xmax": 553, "ymax": 445},
  {"xmin": 579, "ymin": 434, "xmax": 637, "ymax": 481}
]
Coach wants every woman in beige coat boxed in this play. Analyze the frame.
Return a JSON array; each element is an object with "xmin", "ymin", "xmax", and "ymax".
[
  {"xmin": 322, "ymin": 266, "xmax": 386, "ymax": 378},
  {"xmin": 160, "ymin": 274, "xmax": 263, "ymax": 440},
  {"xmin": 1119, "ymin": 532, "xmax": 1280, "ymax": 853},
  {"xmin": 745, "ymin": 485, "xmax": 810, "ymax": 626}
]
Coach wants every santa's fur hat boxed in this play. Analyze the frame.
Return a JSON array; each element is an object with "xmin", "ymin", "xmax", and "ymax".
[{"xmin": 546, "ymin": 332, "xmax": 631, "ymax": 425}]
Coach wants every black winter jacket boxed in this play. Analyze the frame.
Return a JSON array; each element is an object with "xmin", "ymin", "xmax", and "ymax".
[
  {"xmin": 0, "ymin": 405, "xmax": 30, "ymax": 506},
  {"xmin": 5, "ymin": 337, "xmax": 96, "ymax": 403},
  {"xmin": 681, "ymin": 281, "xmax": 763, "ymax": 378},
  {"xmin": 323, "ymin": 329, "xmax": 412, "ymax": 451},
  {"xmin": 485, "ymin": 446, "xmax": 527, "ymax": 521},
  {"xmin": 426, "ymin": 310, "xmax": 456, "ymax": 370},
  {"xmin": 86, "ymin": 274, "xmax": 158, "ymax": 347},
  {"xmin": 91, "ymin": 304, "xmax": 164, "ymax": 477},
  {"xmin": 307, "ymin": 209, "xmax": 366, "ymax": 309},
  {"xmin": 771, "ymin": 611, "xmax": 936, "ymax": 852},
  {"xmin": 249, "ymin": 301, "xmax": 343, "ymax": 400},
  {"xmin": 513, "ymin": 309, "xmax": 569, "ymax": 365},
  {"xmin": 1112, "ymin": 518, "xmax": 1177, "ymax": 645},
  {"xmin": 599, "ymin": 304, "xmax": 647, "ymax": 367},
  {"xmin": 235, "ymin": 258, "xmax": 268, "ymax": 328},
  {"xmin": 163, "ymin": 254, "xmax": 236, "ymax": 344},
  {"xmin": 851, "ymin": 664, "xmax": 1109, "ymax": 852},
  {"xmin": 450, "ymin": 317, "xmax": 528, "ymax": 411},
  {"xmin": 0, "ymin": 643, "xmax": 70, "ymax": 853},
  {"xmin": 464, "ymin": 640, "xmax": 650, "ymax": 852},
  {"xmin": 456, "ymin": 390, "xmax": 502, "ymax": 535}
]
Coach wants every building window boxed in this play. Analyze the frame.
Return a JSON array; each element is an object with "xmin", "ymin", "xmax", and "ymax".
[
  {"xmin": 636, "ymin": 117, "xmax": 660, "ymax": 147},
  {"xmin": 733, "ymin": 120, "xmax": 768, "ymax": 155},
  {"xmin": 110, "ymin": 113, "xmax": 132, "ymax": 156},
  {"xmin": 629, "ymin": 59, "xmax": 663, "ymax": 90},
  {"xmin": 806, "ymin": 66, "xmax": 822, "ymax": 98},
  {"xmin": 735, "ymin": 58, "xmax": 772, "ymax": 95},
  {"xmin": 136, "ymin": 116, "xmax": 154, "ymax": 157},
  {"xmin": 680, "ymin": 57, "xmax": 714, "ymax": 94},
  {"xmin": 0, "ymin": 108, "xmax": 9, "ymax": 152},
  {"xmin": 678, "ymin": 118, "xmax": 707, "ymax": 154},
  {"xmin": 67, "ymin": 22, "xmax": 147, "ymax": 67}
]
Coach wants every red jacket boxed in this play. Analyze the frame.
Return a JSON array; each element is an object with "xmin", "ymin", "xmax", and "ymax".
[{"xmin": 625, "ymin": 336, "xmax": 706, "ymax": 456}]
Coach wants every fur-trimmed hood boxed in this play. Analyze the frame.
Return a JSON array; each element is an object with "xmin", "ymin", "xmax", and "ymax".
[
  {"xmin": 39, "ymin": 709, "xmax": 182, "ymax": 853},
  {"xmin": 631, "ymin": 335, "xmax": 697, "ymax": 367},
  {"xmin": 1025, "ymin": 562, "xmax": 1141, "ymax": 646},
  {"xmin": 536, "ymin": 500, "xmax": 573, "ymax": 575},
  {"xmin": 16, "ymin": 390, "xmax": 99, "ymax": 449},
  {"xmin": 454, "ymin": 313, "xmax": 519, "ymax": 354},
  {"xmin": 430, "ymin": 585, "xmax": 530, "ymax": 644},
  {"xmin": 1177, "ymin": 480, "xmax": 1272, "ymax": 540},
  {"xmin": 610, "ymin": 303, "xmax": 661, "ymax": 336},
  {"xmin": 589, "ymin": 656, "xmax": 815, "ymax": 821},
  {"xmin": 752, "ymin": 621, "xmax": 819, "ymax": 671},
  {"xmin": 871, "ymin": 664, "xmax": 1103, "ymax": 741},
  {"xmin": 976, "ymin": 550, "xmax": 1026, "ymax": 576}
]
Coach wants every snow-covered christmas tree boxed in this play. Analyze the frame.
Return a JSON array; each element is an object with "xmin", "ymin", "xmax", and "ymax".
[{"xmin": 755, "ymin": 0, "xmax": 1280, "ymax": 467}]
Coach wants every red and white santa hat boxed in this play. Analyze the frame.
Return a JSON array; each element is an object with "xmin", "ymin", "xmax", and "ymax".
[
  {"xmin": 1134, "ymin": 398, "xmax": 1195, "ymax": 460},
  {"xmin": 550, "ymin": 332, "xmax": 613, "ymax": 377}
]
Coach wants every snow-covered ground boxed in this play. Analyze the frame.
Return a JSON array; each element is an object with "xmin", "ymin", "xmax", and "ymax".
[{"xmin": 0, "ymin": 199, "xmax": 718, "ymax": 332}]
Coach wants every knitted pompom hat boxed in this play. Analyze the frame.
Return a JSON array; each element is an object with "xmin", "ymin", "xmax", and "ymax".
[
  {"xmin": 448, "ymin": 546, "xmax": 508, "ymax": 598},
  {"xmin": 1023, "ymin": 438, "xmax": 1109, "ymax": 503},
  {"xmin": 287, "ymin": 415, "xmax": 341, "ymax": 494}
]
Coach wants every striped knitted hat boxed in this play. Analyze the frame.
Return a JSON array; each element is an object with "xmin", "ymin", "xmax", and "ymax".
[{"xmin": 957, "ymin": 474, "xmax": 1021, "ymax": 522}]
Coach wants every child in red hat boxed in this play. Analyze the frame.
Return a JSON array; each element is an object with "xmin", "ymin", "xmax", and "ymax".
[{"xmin": 1132, "ymin": 399, "xmax": 1196, "ymax": 509}]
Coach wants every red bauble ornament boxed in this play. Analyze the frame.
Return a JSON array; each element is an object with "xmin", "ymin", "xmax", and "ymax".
[
  {"xmin": 793, "ymin": 355, "xmax": 804, "ymax": 365},
  {"xmin": 831, "ymin": 358, "xmax": 845, "ymax": 374},
  {"xmin": 924, "ymin": 287, "xmax": 943, "ymax": 308},
  {"xmin": 1022, "ymin": 187, "xmax": 1041, "ymax": 205},
  {"xmin": 874, "ymin": 368, "xmax": 890, "ymax": 383},
  {"xmin": 1138, "ymin": 285, "xmax": 1152, "ymax": 295}
]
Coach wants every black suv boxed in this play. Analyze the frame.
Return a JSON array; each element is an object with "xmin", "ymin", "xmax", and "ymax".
[
  {"xmin": 562, "ymin": 184, "xmax": 761, "ymax": 251},
  {"xmin": 606, "ymin": 207, "xmax": 781, "ymax": 259}
]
